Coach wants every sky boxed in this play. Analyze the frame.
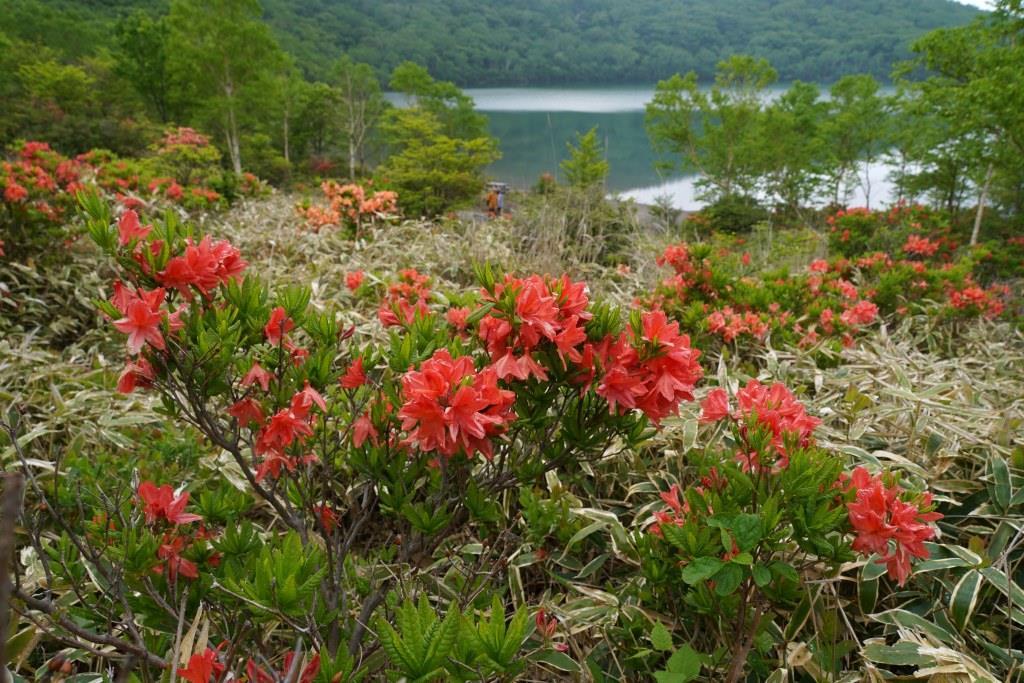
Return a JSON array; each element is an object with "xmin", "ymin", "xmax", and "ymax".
[{"xmin": 956, "ymin": 0, "xmax": 994, "ymax": 8}]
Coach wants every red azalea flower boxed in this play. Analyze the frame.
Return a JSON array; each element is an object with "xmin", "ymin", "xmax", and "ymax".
[
  {"xmin": 845, "ymin": 466, "xmax": 942, "ymax": 586},
  {"xmin": 840, "ymin": 300, "xmax": 878, "ymax": 327},
  {"xmin": 117, "ymin": 358, "xmax": 155, "ymax": 394},
  {"xmin": 117, "ymin": 209, "xmax": 151, "ymax": 246},
  {"xmin": 228, "ymin": 397, "xmax": 265, "ymax": 426},
  {"xmin": 156, "ymin": 533, "xmax": 199, "ymax": 580},
  {"xmin": 699, "ymin": 388, "xmax": 730, "ymax": 422},
  {"xmin": 290, "ymin": 381, "xmax": 327, "ymax": 419},
  {"xmin": 264, "ymin": 307, "xmax": 294, "ymax": 345},
  {"xmin": 345, "ymin": 270, "xmax": 365, "ymax": 291},
  {"xmin": 340, "ymin": 358, "xmax": 367, "ymax": 389},
  {"xmin": 399, "ymin": 349, "xmax": 515, "ymax": 459},
  {"xmin": 178, "ymin": 648, "xmax": 224, "ymax": 683},
  {"xmin": 352, "ymin": 412, "xmax": 379, "ymax": 447},
  {"xmin": 112, "ymin": 287, "xmax": 167, "ymax": 355},
  {"xmin": 138, "ymin": 481, "xmax": 203, "ymax": 526},
  {"xmin": 241, "ymin": 361, "xmax": 273, "ymax": 392}
]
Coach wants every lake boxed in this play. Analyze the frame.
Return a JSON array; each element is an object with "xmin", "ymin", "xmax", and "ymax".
[{"xmin": 459, "ymin": 86, "xmax": 897, "ymax": 211}]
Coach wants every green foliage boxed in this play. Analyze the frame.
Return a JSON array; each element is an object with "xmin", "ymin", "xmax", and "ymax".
[
  {"xmin": 379, "ymin": 108, "xmax": 499, "ymax": 217},
  {"xmin": 223, "ymin": 532, "xmax": 327, "ymax": 618},
  {"xmin": 699, "ymin": 194, "xmax": 769, "ymax": 234},
  {"xmin": 647, "ymin": 55, "xmax": 777, "ymax": 202},
  {"xmin": 205, "ymin": 0, "xmax": 979, "ymax": 85},
  {"xmin": 377, "ymin": 596, "xmax": 461, "ymax": 682},
  {"xmin": 461, "ymin": 595, "xmax": 531, "ymax": 676},
  {"xmin": 166, "ymin": 0, "xmax": 286, "ymax": 174},
  {"xmin": 560, "ymin": 127, "xmax": 609, "ymax": 190}
]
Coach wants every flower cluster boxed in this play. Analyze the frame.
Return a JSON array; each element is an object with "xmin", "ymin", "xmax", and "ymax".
[
  {"xmin": 700, "ymin": 380, "xmax": 820, "ymax": 470},
  {"xmin": 378, "ymin": 268, "xmax": 432, "ymax": 327},
  {"xmin": 947, "ymin": 282, "xmax": 1007, "ymax": 319},
  {"xmin": 596, "ymin": 310, "xmax": 704, "ymax": 424},
  {"xmin": 706, "ymin": 306, "xmax": 770, "ymax": 343},
  {"xmin": 156, "ymin": 234, "xmax": 247, "ymax": 298},
  {"xmin": 398, "ymin": 349, "xmax": 516, "ymax": 459},
  {"xmin": 844, "ymin": 466, "xmax": 943, "ymax": 585},
  {"xmin": 478, "ymin": 273, "xmax": 592, "ymax": 381},
  {"xmin": 1, "ymin": 141, "xmax": 88, "ymax": 258},
  {"xmin": 249, "ymin": 383, "xmax": 325, "ymax": 480},
  {"xmin": 298, "ymin": 180, "xmax": 398, "ymax": 234},
  {"xmin": 902, "ymin": 233, "xmax": 941, "ymax": 257},
  {"xmin": 160, "ymin": 127, "xmax": 211, "ymax": 149},
  {"xmin": 137, "ymin": 481, "xmax": 208, "ymax": 580}
]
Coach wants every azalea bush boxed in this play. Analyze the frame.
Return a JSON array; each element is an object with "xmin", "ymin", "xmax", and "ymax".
[
  {"xmin": 636, "ymin": 380, "xmax": 941, "ymax": 681},
  {"xmin": 297, "ymin": 180, "xmax": 398, "ymax": 237},
  {"xmin": 0, "ymin": 141, "xmax": 90, "ymax": 262},
  {"xmin": 646, "ymin": 228, "xmax": 1018, "ymax": 360},
  {"xmin": 5, "ymin": 193, "xmax": 708, "ymax": 678}
]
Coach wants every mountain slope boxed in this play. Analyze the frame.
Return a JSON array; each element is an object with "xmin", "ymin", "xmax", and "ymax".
[
  {"xmin": 4, "ymin": 0, "xmax": 982, "ymax": 85},
  {"xmin": 261, "ymin": 0, "xmax": 981, "ymax": 83}
]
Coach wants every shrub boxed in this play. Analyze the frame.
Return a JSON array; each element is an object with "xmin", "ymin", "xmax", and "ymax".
[
  {"xmin": 699, "ymin": 193, "xmax": 769, "ymax": 234},
  {"xmin": 7, "ymin": 194, "xmax": 706, "ymax": 675}
]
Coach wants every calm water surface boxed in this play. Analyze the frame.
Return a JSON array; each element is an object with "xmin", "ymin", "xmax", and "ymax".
[{"xmin": 392, "ymin": 87, "xmax": 896, "ymax": 210}]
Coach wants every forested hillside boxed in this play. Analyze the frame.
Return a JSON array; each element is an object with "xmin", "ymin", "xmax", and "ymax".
[{"xmin": 2, "ymin": 0, "xmax": 980, "ymax": 84}]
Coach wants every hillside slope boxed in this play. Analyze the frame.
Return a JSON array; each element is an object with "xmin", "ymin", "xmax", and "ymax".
[{"xmin": 4, "ymin": 0, "xmax": 981, "ymax": 84}]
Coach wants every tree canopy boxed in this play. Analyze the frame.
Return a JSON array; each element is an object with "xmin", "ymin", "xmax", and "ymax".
[{"xmin": 5, "ymin": 0, "xmax": 981, "ymax": 86}]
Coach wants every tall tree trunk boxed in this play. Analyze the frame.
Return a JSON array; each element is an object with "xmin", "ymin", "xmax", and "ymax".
[
  {"xmin": 282, "ymin": 101, "xmax": 291, "ymax": 165},
  {"xmin": 226, "ymin": 103, "xmax": 242, "ymax": 175},
  {"xmin": 349, "ymin": 135, "xmax": 356, "ymax": 180},
  {"xmin": 971, "ymin": 161, "xmax": 995, "ymax": 246}
]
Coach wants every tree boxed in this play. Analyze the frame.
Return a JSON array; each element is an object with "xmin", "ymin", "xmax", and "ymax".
[
  {"xmin": 293, "ymin": 83, "xmax": 341, "ymax": 162},
  {"xmin": 389, "ymin": 61, "xmax": 488, "ymax": 141},
  {"xmin": 379, "ymin": 108, "xmax": 499, "ymax": 217},
  {"xmin": 114, "ymin": 12, "xmax": 176, "ymax": 122},
  {"xmin": 900, "ymin": 1, "xmax": 1024, "ymax": 241},
  {"xmin": 821, "ymin": 74, "xmax": 888, "ymax": 207},
  {"xmin": 334, "ymin": 55, "xmax": 386, "ymax": 179},
  {"xmin": 561, "ymin": 127, "xmax": 609, "ymax": 189},
  {"xmin": 166, "ymin": 0, "xmax": 284, "ymax": 175},
  {"xmin": 646, "ymin": 56, "xmax": 777, "ymax": 203},
  {"xmin": 757, "ymin": 81, "xmax": 827, "ymax": 216}
]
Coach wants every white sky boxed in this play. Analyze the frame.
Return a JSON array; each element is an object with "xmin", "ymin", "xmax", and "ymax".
[{"xmin": 955, "ymin": 0, "xmax": 994, "ymax": 8}]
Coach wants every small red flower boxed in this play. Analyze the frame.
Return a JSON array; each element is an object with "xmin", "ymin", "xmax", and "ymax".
[
  {"xmin": 112, "ymin": 287, "xmax": 167, "ymax": 355},
  {"xmin": 117, "ymin": 209, "xmax": 151, "ymax": 246},
  {"xmin": 228, "ymin": 397, "xmax": 265, "ymax": 425},
  {"xmin": 340, "ymin": 358, "xmax": 367, "ymax": 389},
  {"xmin": 345, "ymin": 270, "xmax": 365, "ymax": 291},
  {"xmin": 264, "ymin": 307, "xmax": 294, "ymax": 345},
  {"xmin": 241, "ymin": 361, "xmax": 273, "ymax": 392},
  {"xmin": 178, "ymin": 648, "xmax": 224, "ymax": 683},
  {"xmin": 699, "ymin": 388, "xmax": 730, "ymax": 423},
  {"xmin": 138, "ymin": 482, "xmax": 203, "ymax": 526}
]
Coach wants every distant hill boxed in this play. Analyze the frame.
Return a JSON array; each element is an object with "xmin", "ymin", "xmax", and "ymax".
[{"xmin": 3, "ymin": 0, "xmax": 982, "ymax": 85}]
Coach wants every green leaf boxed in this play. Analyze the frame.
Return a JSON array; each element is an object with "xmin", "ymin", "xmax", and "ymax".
[
  {"xmin": 980, "ymin": 567, "xmax": 1024, "ymax": 625},
  {"xmin": 680, "ymin": 557, "xmax": 724, "ymax": 585},
  {"xmin": 665, "ymin": 644, "xmax": 702, "ymax": 679},
  {"xmin": 862, "ymin": 642, "xmax": 933, "ymax": 667},
  {"xmin": 530, "ymin": 650, "xmax": 580, "ymax": 672},
  {"xmin": 990, "ymin": 455, "xmax": 1012, "ymax": 510},
  {"xmin": 731, "ymin": 552, "xmax": 753, "ymax": 566},
  {"xmin": 651, "ymin": 622, "xmax": 674, "ymax": 652},
  {"xmin": 731, "ymin": 513, "xmax": 762, "ymax": 552},
  {"xmin": 869, "ymin": 609, "xmax": 957, "ymax": 645},
  {"xmin": 714, "ymin": 563, "xmax": 744, "ymax": 596},
  {"xmin": 769, "ymin": 561, "xmax": 799, "ymax": 584},
  {"xmin": 950, "ymin": 569, "xmax": 983, "ymax": 631},
  {"xmin": 752, "ymin": 564, "xmax": 772, "ymax": 588}
]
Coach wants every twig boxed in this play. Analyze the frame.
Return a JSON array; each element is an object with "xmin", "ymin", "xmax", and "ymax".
[{"xmin": 14, "ymin": 589, "xmax": 167, "ymax": 668}]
